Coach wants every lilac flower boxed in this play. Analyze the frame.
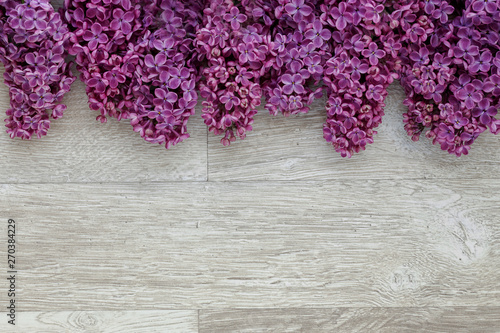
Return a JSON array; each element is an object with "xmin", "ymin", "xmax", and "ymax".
[
  {"xmin": 409, "ymin": 47, "xmax": 430, "ymax": 66},
  {"xmin": 469, "ymin": 51, "xmax": 493, "ymax": 73},
  {"xmin": 456, "ymin": 84, "xmax": 482, "ymax": 109},
  {"xmin": 23, "ymin": 8, "xmax": 47, "ymax": 30},
  {"xmin": 153, "ymin": 88, "xmax": 177, "ymax": 107},
  {"xmin": 281, "ymin": 74, "xmax": 305, "ymax": 94},
  {"xmin": 29, "ymin": 87, "xmax": 54, "ymax": 108},
  {"xmin": 161, "ymin": 9, "xmax": 182, "ymax": 32},
  {"xmin": 447, "ymin": 111, "xmax": 469, "ymax": 129},
  {"xmin": 285, "ymin": 0, "xmax": 313, "ymax": 22},
  {"xmin": 220, "ymin": 93, "xmax": 241, "ymax": 110},
  {"xmin": 366, "ymin": 84, "xmax": 384, "ymax": 102},
  {"xmin": 395, "ymin": 0, "xmax": 500, "ymax": 156},
  {"xmin": 407, "ymin": 24, "xmax": 425, "ymax": 43},
  {"xmin": 224, "ymin": 6, "xmax": 247, "ymax": 30},
  {"xmin": 432, "ymin": 2, "xmax": 454, "ymax": 24},
  {"xmin": 472, "ymin": 99, "xmax": 498, "ymax": 125},
  {"xmin": 329, "ymin": 2, "xmax": 353, "ymax": 30},
  {"xmin": 110, "ymin": 8, "xmax": 135, "ymax": 35},
  {"xmin": 305, "ymin": 55, "xmax": 323, "ymax": 74},
  {"xmin": 362, "ymin": 42, "xmax": 386, "ymax": 66},
  {"xmin": 181, "ymin": 80, "xmax": 197, "ymax": 102},
  {"xmin": 472, "ymin": 0, "xmax": 497, "ymax": 13},
  {"xmin": 25, "ymin": 53, "xmax": 47, "ymax": 72},
  {"xmin": 82, "ymin": 23, "xmax": 108, "ymax": 51},
  {"xmin": 438, "ymin": 123, "xmax": 455, "ymax": 141},
  {"xmin": 87, "ymin": 75, "xmax": 108, "ymax": 93},
  {"xmin": 144, "ymin": 53, "xmax": 167, "ymax": 71},
  {"xmin": 346, "ymin": 57, "xmax": 369, "ymax": 81},
  {"xmin": 305, "ymin": 20, "xmax": 331, "ymax": 47},
  {"xmin": 289, "ymin": 95, "xmax": 303, "ymax": 110},
  {"xmin": 103, "ymin": 70, "xmax": 126, "ymax": 89},
  {"xmin": 453, "ymin": 38, "xmax": 479, "ymax": 60},
  {"xmin": 168, "ymin": 67, "xmax": 190, "ymax": 89},
  {"xmin": 22, "ymin": 115, "xmax": 40, "ymax": 130},
  {"xmin": 238, "ymin": 43, "xmax": 256, "ymax": 63},
  {"xmin": 484, "ymin": 75, "xmax": 500, "ymax": 96},
  {"xmin": 269, "ymin": 88, "xmax": 288, "ymax": 110}
]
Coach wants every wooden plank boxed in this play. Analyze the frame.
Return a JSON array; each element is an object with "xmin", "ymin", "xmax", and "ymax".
[
  {"xmin": 0, "ymin": 310, "xmax": 197, "ymax": 333},
  {"xmin": 199, "ymin": 307, "xmax": 500, "ymax": 333},
  {"xmin": 0, "ymin": 66, "xmax": 208, "ymax": 182},
  {"xmin": 207, "ymin": 83, "xmax": 500, "ymax": 181},
  {"xmin": 0, "ymin": 180, "xmax": 499, "ymax": 310}
]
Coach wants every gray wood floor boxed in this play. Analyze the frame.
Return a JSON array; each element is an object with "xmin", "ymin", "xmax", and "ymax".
[{"xmin": 1, "ymin": 63, "xmax": 500, "ymax": 332}]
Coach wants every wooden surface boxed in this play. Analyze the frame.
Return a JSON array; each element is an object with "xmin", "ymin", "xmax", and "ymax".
[{"xmin": 1, "ymin": 59, "xmax": 500, "ymax": 333}]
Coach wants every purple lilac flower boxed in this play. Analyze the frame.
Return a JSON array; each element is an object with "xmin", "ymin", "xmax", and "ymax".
[
  {"xmin": 1, "ymin": 0, "xmax": 75, "ymax": 140},
  {"xmin": 285, "ymin": 0, "xmax": 313, "ymax": 23},
  {"xmin": 65, "ymin": 0, "xmax": 203, "ymax": 148},
  {"xmin": 320, "ymin": 0, "xmax": 399, "ymax": 157},
  {"xmin": 395, "ymin": 0, "xmax": 500, "ymax": 156},
  {"xmin": 196, "ymin": 0, "xmax": 273, "ymax": 146}
]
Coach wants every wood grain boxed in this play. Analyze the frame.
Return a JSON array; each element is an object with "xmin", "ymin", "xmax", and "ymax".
[
  {"xmin": 208, "ymin": 83, "xmax": 500, "ymax": 181},
  {"xmin": 0, "ymin": 66, "xmax": 208, "ymax": 183},
  {"xmin": 1, "ymin": 180, "xmax": 498, "ymax": 311},
  {"xmin": 0, "ymin": 310, "xmax": 197, "ymax": 333},
  {"xmin": 199, "ymin": 307, "xmax": 500, "ymax": 333}
]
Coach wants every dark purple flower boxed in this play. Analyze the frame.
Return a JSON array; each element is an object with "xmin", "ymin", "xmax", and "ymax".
[
  {"xmin": 484, "ymin": 75, "xmax": 500, "ymax": 96},
  {"xmin": 305, "ymin": 20, "xmax": 331, "ymax": 47},
  {"xmin": 103, "ymin": 70, "xmax": 126, "ymax": 89},
  {"xmin": 223, "ymin": 6, "xmax": 247, "ymax": 30},
  {"xmin": 29, "ymin": 87, "xmax": 54, "ymax": 108},
  {"xmin": 82, "ymin": 23, "xmax": 109, "ymax": 51},
  {"xmin": 472, "ymin": 99, "xmax": 498, "ymax": 125},
  {"xmin": 269, "ymin": 88, "xmax": 288, "ymax": 110},
  {"xmin": 469, "ymin": 51, "xmax": 492, "ymax": 73},
  {"xmin": 346, "ymin": 57, "xmax": 369, "ymax": 81},
  {"xmin": 366, "ymin": 84, "xmax": 384, "ymax": 102},
  {"xmin": 448, "ymin": 111, "xmax": 469, "ymax": 129},
  {"xmin": 453, "ymin": 38, "xmax": 479, "ymax": 60},
  {"xmin": 220, "ymin": 93, "xmax": 241, "ymax": 110},
  {"xmin": 168, "ymin": 67, "xmax": 190, "ymax": 89},
  {"xmin": 362, "ymin": 42, "xmax": 386, "ymax": 66},
  {"xmin": 346, "ymin": 128, "xmax": 366, "ymax": 145},
  {"xmin": 281, "ymin": 73, "xmax": 304, "ymax": 94},
  {"xmin": 456, "ymin": 84, "xmax": 482, "ymax": 109},
  {"xmin": 144, "ymin": 53, "xmax": 167, "ymax": 71},
  {"xmin": 438, "ymin": 123, "xmax": 456, "ymax": 141},
  {"xmin": 285, "ymin": 0, "xmax": 313, "ymax": 22},
  {"xmin": 472, "ymin": 0, "xmax": 497, "ymax": 13},
  {"xmin": 110, "ymin": 8, "xmax": 135, "ymax": 35},
  {"xmin": 432, "ymin": 2, "xmax": 454, "ymax": 24},
  {"xmin": 153, "ymin": 88, "xmax": 177, "ymax": 107},
  {"xmin": 23, "ymin": 8, "xmax": 47, "ymax": 30},
  {"xmin": 329, "ymin": 2, "xmax": 353, "ymax": 30}
]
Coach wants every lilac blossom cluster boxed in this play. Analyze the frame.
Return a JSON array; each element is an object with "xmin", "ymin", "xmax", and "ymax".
[
  {"xmin": 320, "ymin": 0, "xmax": 400, "ymax": 157},
  {"xmin": 0, "ymin": 0, "xmax": 75, "ymax": 140},
  {"xmin": 394, "ymin": 0, "xmax": 500, "ymax": 156},
  {"xmin": 264, "ymin": 0, "xmax": 329, "ymax": 117},
  {"xmin": 64, "ymin": 0, "xmax": 203, "ymax": 148},
  {"xmin": 195, "ymin": 0, "xmax": 274, "ymax": 146}
]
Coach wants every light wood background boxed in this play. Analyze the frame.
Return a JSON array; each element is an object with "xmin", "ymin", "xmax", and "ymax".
[{"xmin": 1, "ymin": 51, "xmax": 500, "ymax": 332}]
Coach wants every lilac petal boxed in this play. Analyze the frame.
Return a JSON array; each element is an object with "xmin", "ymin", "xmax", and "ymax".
[
  {"xmin": 122, "ymin": 22, "xmax": 132, "ymax": 34},
  {"xmin": 300, "ymin": 5, "xmax": 312, "ymax": 16},
  {"xmin": 282, "ymin": 84, "xmax": 293, "ymax": 95},
  {"xmin": 294, "ymin": 84, "xmax": 305, "ymax": 94},
  {"xmin": 281, "ymin": 74, "xmax": 292, "ymax": 85},
  {"xmin": 145, "ymin": 54, "xmax": 155, "ymax": 67}
]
